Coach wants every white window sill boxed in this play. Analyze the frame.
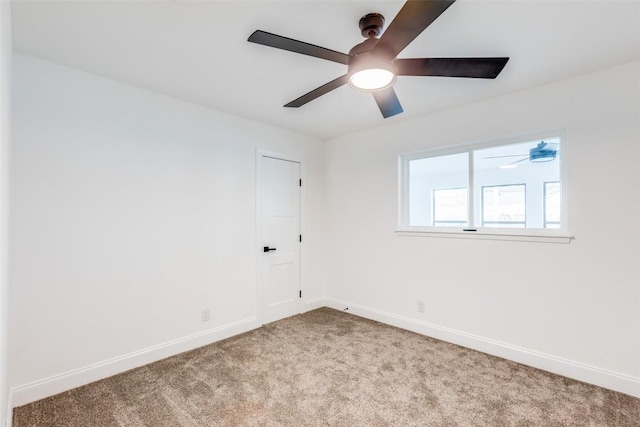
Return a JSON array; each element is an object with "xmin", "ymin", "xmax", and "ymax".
[{"xmin": 395, "ymin": 228, "xmax": 573, "ymax": 244}]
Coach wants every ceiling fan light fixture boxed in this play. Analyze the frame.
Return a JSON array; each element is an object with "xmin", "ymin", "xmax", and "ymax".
[
  {"xmin": 530, "ymin": 154, "xmax": 555, "ymax": 163},
  {"xmin": 348, "ymin": 61, "xmax": 396, "ymax": 92},
  {"xmin": 248, "ymin": 1, "xmax": 509, "ymax": 118},
  {"xmin": 348, "ymin": 68, "xmax": 396, "ymax": 91}
]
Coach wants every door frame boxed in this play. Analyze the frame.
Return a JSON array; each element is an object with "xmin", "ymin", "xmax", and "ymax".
[{"xmin": 255, "ymin": 149, "xmax": 304, "ymax": 325}]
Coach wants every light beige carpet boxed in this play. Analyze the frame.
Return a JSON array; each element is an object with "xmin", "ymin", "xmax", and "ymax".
[{"xmin": 13, "ymin": 308, "xmax": 640, "ymax": 426}]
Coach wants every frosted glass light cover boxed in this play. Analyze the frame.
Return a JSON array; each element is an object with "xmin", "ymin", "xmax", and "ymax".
[{"xmin": 348, "ymin": 68, "xmax": 395, "ymax": 91}]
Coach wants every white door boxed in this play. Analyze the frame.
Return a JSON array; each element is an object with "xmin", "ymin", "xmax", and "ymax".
[{"xmin": 257, "ymin": 155, "xmax": 301, "ymax": 324}]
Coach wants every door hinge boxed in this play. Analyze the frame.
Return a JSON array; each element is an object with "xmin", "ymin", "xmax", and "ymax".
[
  {"xmin": 299, "ymin": 179, "xmax": 302, "ymax": 187},
  {"xmin": 299, "ymin": 234, "xmax": 302, "ymax": 242},
  {"xmin": 299, "ymin": 290, "xmax": 302, "ymax": 298}
]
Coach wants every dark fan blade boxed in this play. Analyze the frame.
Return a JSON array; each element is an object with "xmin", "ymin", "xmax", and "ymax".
[
  {"xmin": 284, "ymin": 75, "xmax": 349, "ymax": 108},
  {"xmin": 373, "ymin": 0, "xmax": 456, "ymax": 59},
  {"xmin": 248, "ymin": 30, "xmax": 350, "ymax": 65},
  {"xmin": 372, "ymin": 87, "xmax": 403, "ymax": 118},
  {"xmin": 396, "ymin": 58, "xmax": 509, "ymax": 78}
]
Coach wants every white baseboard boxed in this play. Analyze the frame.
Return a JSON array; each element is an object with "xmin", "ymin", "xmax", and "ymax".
[
  {"xmin": 324, "ymin": 297, "xmax": 640, "ymax": 398},
  {"xmin": 11, "ymin": 316, "xmax": 259, "ymax": 407},
  {"xmin": 10, "ymin": 299, "xmax": 640, "ymax": 412},
  {"xmin": 302, "ymin": 296, "xmax": 327, "ymax": 312},
  {"xmin": 5, "ymin": 392, "xmax": 12, "ymax": 427}
]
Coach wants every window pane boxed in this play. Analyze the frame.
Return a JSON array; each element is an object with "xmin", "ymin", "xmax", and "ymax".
[
  {"xmin": 401, "ymin": 135, "xmax": 563, "ymax": 231},
  {"xmin": 433, "ymin": 188, "xmax": 467, "ymax": 226},
  {"xmin": 545, "ymin": 181, "xmax": 561, "ymax": 228},
  {"xmin": 473, "ymin": 138, "xmax": 560, "ymax": 229},
  {"xmin": 482, "ymin": 184, "xmax": 526, "ymax": 227},
  {"xmin": 408, "ymin": 152, "xmax": 468, "ymax": 226}
]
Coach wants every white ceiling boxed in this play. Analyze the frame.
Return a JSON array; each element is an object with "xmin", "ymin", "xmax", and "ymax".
[{"xmin": 11, "ymin": 0, "xmax": 640, "ymax": 140}]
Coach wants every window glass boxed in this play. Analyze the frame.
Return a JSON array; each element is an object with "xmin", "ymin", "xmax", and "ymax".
[
  {"xmin": 433, "ymin": 188, "xmax": 468, "ymax": 226},
  {"xmin": 408, "ymin": 152, "xmax": 468, "ymax": 226},
  {"xmin": 482, "ymin": 184, "xmax": 526, "ymax": 227},
  {"xmin": 544, "ymin": 181, "xmax": 561, "ymax": 228},
  {"xmin": 402, "ymin": 135, "xmax": 563, "ymax": 232}
]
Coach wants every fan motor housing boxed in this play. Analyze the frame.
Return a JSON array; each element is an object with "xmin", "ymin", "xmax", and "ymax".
[
  {"xmin": 348, "ymin": 38, "xmax": 378, "ymax": 56},
  {"xmin": 530, "ymin": 148, "xmax": 556, "ymax": 162},
  {"xmin": 359, "ymin": 13, "xmax": 385, "ymax": 38},
  {"xmin": 348, "ymin": 50, "xmax": 397, "ymax": 75}
]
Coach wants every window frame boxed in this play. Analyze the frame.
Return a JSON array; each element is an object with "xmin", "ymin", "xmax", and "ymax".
[{"xmin": 397, "ymin": 130, "xmax": 572, "ymax": 244}]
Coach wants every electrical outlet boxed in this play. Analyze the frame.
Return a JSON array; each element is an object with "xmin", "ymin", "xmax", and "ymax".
[
  {"xmin": 417, "ymin": 301, "xmax": 425, "ymax": 313},
  {"xmin": 201, "ymin": 309, "xmax": 211, "ymax": 322}
]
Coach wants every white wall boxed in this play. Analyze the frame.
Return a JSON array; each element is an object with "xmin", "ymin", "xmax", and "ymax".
[
  {"xmin": 0, "ymin": 0, "xmax": 11, "ymax": 423},
  {"xmin": 324, "ymin": 61, "xmax": 640, "ymax": 397},
  {"xmin": 8, "ymin": 50, "xmax": 640, "ymax": 411},
  {"xmin": 10, "ymin": 53, "xmax": 326, "ymax": 405}
]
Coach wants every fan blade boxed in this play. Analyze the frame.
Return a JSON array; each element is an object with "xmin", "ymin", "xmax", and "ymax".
[
  {"xmin": 373, "ymin": 0, "xmax": 456, "ymax": 59},
  {"xmin": 484, "ymin": 154, "xmax": 528, "ymax": 159},
  {"xmin": 396, "ymin": 58, "xmax": 509, "ymax": 78},
  {"xmin": 248, "ymin": 30, "xmax": 350, "ymax": 65},
  {"xmin": 372, "ymin": 87, "xmax": 403, "ymax": 118},
  {"xmin": 284, "ymin": 75, "xmax": 349, "ymax": 108}
]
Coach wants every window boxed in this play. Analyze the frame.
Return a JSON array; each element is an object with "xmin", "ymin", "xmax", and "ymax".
[
  {"xmin": 544, "ymin": 181, "xmax": 561, "ymax": 229},
  {"xmin": 433, "ymin": 188, "xmax": 468, "ymax": 226},
  {"xmin": 481, "ymin": 184, "xmax": 526, "ymax": 227},
  {"xmin": 400, "ymin": 132, "xmax": 566, "ymax": 239},
  {"xmin": 408, "ymin": 152, "xmax": 468, "ymax": 227}
]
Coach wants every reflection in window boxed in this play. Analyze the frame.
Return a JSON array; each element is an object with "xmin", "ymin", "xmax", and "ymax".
[
  {"xmin": 401, "ymin": 134, "xmax": 563, "ymax": 231},
  {"xmin": 433, "ymin": 188, "xmax": 468, "ymax": 226},
  {"xmin": 482, "ymin": 184, "xmax": 526, "ymax": 228},
  {"xmin": 408, "ymin": 152, "xmax": 468, "ymax": 226},
  {"xmin": 544, "ymin": 181, "xmax": 561, "ymax": 228}
]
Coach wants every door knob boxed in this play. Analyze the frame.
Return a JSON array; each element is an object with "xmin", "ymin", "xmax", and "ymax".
[{"xmin": 263, "ymin": 246, "xmax": 277, "ymax": 253}]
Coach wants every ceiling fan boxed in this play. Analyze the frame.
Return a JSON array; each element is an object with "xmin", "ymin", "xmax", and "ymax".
[
  {"xmin": 486, "ymin": 142, "xmax": 559, "ymax": 168},
  {"xmin": 247, "ymin": 0, "xmax": 509, "ymax": 118}
]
